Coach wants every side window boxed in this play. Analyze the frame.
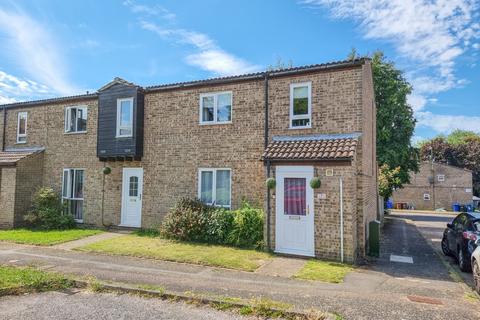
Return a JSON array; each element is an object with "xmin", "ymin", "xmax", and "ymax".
[
  {"xmin": 65, "ymin": 106, "xmax": 88, "ymax": 133},
  {"xmin": 290, "ymin": 82, "xmax": 311, "ymax": 128},
  {"xmin": 437, "ymin": 174, "xmax": 445, "ymax": 182},
  {"xmin": 423, "ymin": 193, "xmax": 430, "ymax": 201},
  {"xmin": 116, "ymin": 98, "xmax": 134, "ymax": 137},
  {"xmin": 16, "ymin": 112, "xmax": 27, "ymax": 143},
  {"xmin": 200, "ymin": 92, "xmax": 232, "ymax": 124}
]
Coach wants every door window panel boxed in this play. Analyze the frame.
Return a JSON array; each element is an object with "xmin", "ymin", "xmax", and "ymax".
[
  {"xmin": 129, "ymin": 176, "xmax": 139, "ymax": 197},
  {"xmin": 284, "ymin": 178, "xmax": 306, "ymax": 216}
]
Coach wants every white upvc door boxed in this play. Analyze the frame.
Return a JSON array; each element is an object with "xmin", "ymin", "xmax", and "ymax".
[
  {"xmin": 275, "ymin": 166, "xmax": 315, "ymax": 257},
  {"xmin": 120, "ymin": 168, "xmax": 143, "ymax": 227}
]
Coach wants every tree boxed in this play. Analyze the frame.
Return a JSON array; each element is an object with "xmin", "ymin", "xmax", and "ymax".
[
  {"xmin": 446, "ymin": 129, "xmax": 478, "ymax": 145},
  {"xmin": 348, "ymin": 49, "xmax": 419, "ymax": 197}
]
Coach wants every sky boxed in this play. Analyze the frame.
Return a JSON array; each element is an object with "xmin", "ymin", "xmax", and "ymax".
[{"xmin": 0, "ymin": 0, "xmax": 478, "ymax": 142}]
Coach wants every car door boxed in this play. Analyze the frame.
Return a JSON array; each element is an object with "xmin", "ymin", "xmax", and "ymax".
[{"xmin": 448, "ymin": 215, "xmax": 463, "ymax": 253}]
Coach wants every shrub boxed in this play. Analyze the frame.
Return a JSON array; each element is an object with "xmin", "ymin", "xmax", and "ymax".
[
  {"xmin": 205, "ymin": 208, "xmax": 235, "ymax": 244},
  {"xmin": 228, "ymin": 202, "xmax": 264, "ymax": 248},
  {"xmin": 24, "ymin": 187, "xmax": 76, "ymax": 230}
]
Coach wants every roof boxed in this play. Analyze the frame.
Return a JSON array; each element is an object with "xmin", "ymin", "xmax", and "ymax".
[
  {"xmin": 0, "ymin": 58, "xmax": 368, "ymax": 109},
  {"xmin": 261, "ymin": 133, "xmax": 360, "ymax": 162},
  {"xmin": 420, "ymin": 161, "xmax": 472, "ymax": 173},
  {"xmin": 0, "ymin": 150, "xmax": 43, "ymax": 166}
]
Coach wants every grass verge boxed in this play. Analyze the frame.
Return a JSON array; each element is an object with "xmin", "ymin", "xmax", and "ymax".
[
  {"xmin": 76, "ymin": 234, "xmax": 271, "ymax": 271},
  {"xmin": 0, "ymin": 265, "xmax": 74, "ymax": 296},
  {"xmin": 0, "ymin": 228, "xmax": 103, "ymax": 246},
  {"xmin": 294, "ymin": 259, "xmax": 353, "ymax": 283}
]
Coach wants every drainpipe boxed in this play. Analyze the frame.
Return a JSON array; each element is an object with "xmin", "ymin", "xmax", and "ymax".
[
  {"xmin": 1, "ymin": 107, "xmax": 6, "ymax": 151},
  {"xmin": 264, "ymin": 73, "xmax": 271, "ymax": 251},
  {"xmin": 340, "ymin": 177, "xmax": 344, "ymax": 263}
]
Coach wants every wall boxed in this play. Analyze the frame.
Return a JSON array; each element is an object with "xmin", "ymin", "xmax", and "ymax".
[
  {"xmin": 392, "ymin": 162, "xmax": 473, "ymax": 210},
  {"xmin": 14, "ymin": 152, "xmax": 45, "ymax": 225},
  {"xmin": 0, "ymin": 167, "xmax": 17, "ymax": 228}
]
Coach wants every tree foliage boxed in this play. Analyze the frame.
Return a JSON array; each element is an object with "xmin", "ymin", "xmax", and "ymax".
[
  {"xmin": 420, "ymin": 133, "xmax": 480, "ymax": 195},
  {"xmin": 348, "ymin": 49, "xmax": 419, "ymax": 196}
]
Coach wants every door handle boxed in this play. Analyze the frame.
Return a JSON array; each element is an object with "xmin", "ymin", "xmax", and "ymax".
[
  {"xmin": 306, "ymin": 205, "xmax": 309, "ymax": 215},
  {"xmin": 139, "ymin": 194, "xmax": 142, "ymax": 200}
]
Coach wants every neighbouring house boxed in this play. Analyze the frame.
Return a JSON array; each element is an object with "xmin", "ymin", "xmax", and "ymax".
[
  {"xmin": 0, "ymin": 58, "xmax": 377, "ymax": 262},
  {"xmin": 392, "ymin": 161, "xmax": 473, "ymax": 211}
]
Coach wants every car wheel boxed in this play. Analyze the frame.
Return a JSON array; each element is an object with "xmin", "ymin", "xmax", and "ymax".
[
  {"xmin": 473, "ymin": 259, "xmax": 480, "ymax": 294},
  {"xmin": 441, "ymin": 236, "xmax": 451, "ymax": 256},
  {"xmin": 458, "ymin": 248, "xmax": 471, "ymax": 272}
]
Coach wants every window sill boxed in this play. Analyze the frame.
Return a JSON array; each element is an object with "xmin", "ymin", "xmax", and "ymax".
[
  {"xmin": 15, "ymin": 141, "xmax": 27, "ymax": 144},
  {"xmin": 199, "ymin": 121, "xmax": 232, "ymax": 126},
  {"xmin": 289, "ymin": 125, "xmax": 312, "ymax": 130},
  {"xmin": 64, "ymin": 131, "xmax": 87, "ymax": 135},
  {"xmin": 115, "ymin": 135, "xmax": 133, "ymax": 139}
]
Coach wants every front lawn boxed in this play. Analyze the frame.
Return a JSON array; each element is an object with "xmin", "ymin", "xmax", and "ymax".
[
  {"xmin": 0, "ymin": 265, "xmax": 73, "ymax": 296},
  {"xmin": 77, "ymin": 235, "xmax": 272, "ymax": 271},
  {"xmin": 294, "ymin": 260, "xmax": 353, "ymax": 283},
  {"xmin": 0, "ymin": 229, "xmax": 103, "ymax": 246}
]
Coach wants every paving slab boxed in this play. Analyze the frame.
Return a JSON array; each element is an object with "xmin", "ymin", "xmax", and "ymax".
[
  {"xmin": 51, "ymin": 232, "xmax": 125, "ymax": 251},
  {"xmin": 255, "ymin": 257, "xmax": 306, "ymax": 277}
]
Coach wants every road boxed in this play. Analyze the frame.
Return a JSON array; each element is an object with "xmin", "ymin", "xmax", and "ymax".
[{"xmin": 0, "ymin": 290, "xmax": 252, "ymax": 320}]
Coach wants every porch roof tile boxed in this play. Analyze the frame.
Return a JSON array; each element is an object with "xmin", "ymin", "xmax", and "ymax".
[
  {"xmin": 262, "ymin": 133, "xmax": 360, "ymax": 161},
  {"xmin": 0, "ymin": 150, "xmax": 41, "ymax": 166}
]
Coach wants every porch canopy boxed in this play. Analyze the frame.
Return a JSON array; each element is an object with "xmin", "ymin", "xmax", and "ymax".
[
  {"xmin": 0, "ymin": 150, "xmax": 40, "ymax": 166},
  {"xmin": 261, "ymin": 133, "xmax": 360, "ymax": 162}
]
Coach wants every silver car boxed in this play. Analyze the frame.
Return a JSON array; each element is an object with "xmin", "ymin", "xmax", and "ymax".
[{"xmin": 471, "ymin": 241, "xmax": 480, "ymax": 294}]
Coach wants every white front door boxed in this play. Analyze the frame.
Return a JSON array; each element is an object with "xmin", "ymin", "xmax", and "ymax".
[
  {"xmin": 275, "ymin": 166, "xmax": 315, "ymax": 257},
  {"xmin": 120, "ymin": 168, "xmax": 143, "ymax": 227}
]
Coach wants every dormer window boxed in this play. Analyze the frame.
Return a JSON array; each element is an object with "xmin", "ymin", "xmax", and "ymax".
[
  {"xmin": 290, "ymin": 82, "xmax": 311, "ymax": 129},
  {"xmin": 116, "ymin": 98, "xmax": 133, "ymax": 138},
  {"xmin": 65, "ymin": 106, "xmax": 87, "ymax": 133},
  {"xmin": 200, "ymin": 92, "xmax": 232, "ymax": 124}
]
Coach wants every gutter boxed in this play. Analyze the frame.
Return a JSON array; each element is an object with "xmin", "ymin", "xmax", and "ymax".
[{"xmin": 264, "ymin": 73, "xmax": 271, "ymax": 251}]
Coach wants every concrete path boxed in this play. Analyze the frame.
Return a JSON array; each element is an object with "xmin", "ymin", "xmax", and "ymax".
[
  {"xmin": 255, "ymin": 257, "xmax": 306, "ymax": 277},
  {"xmin": 51, "ymin": 232, "xmax": 125, "ymax": 251},
  {"xmin": 1, "ymin": 215, "xmax": 479, "ymax": 319}
]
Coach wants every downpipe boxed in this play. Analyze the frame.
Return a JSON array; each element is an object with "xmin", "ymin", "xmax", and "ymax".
[{"xmin": 340, "ymin": 177, "xmax": 344, "ymax": 263}]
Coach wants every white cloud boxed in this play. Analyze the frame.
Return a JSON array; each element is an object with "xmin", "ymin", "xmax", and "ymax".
[
  {"xmin": 123, "ymin": 0, "xmax": 176, "ymax": 21},
  {"xmin": 0, "ymin": 8, "xmax": 77, "ymax": 95},
  {"xmin": 416, "ymin": 111, "xmax": 480, "ymax": 134},
  {"xmin": 140, "ymin": 22, "xmax": 260, "ymax": 76},
  {"xmin": 303, "ymin": 0, "xmax": 480, "ymax": 135},
  {"xmin": 0, "ymin": 70, "xmax": 54, "ymax": 104}
]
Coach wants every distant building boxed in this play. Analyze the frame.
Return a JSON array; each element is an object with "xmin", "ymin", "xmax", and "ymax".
[{"xmin": 392, "ymin": 162, "xmax": 473, "ymax": 210}]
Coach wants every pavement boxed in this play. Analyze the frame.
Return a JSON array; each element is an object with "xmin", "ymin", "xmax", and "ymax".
[
  {"xmin": 0, "ymin": 290, "xmax": 251, "ymax": 320},
  {"xmin": 51, "ymin": 232, "xmax": 125, "ymax": 250},
  {"xmin": 0, "ymin": 212, "xmax": 479, "ymax": 319}
]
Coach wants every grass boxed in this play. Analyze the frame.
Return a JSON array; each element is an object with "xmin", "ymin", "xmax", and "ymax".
[
  {"xmin": 293, "ymin": 259, "xmax": 353, "ymax": 283},
  {"xmin": 76, "ymin": 234, "xmax": 271, "ymax": 271},
  {"xmin": 0, "ymin": 265, "xmax": 74, "ymax": 296},
  {"xmin": 0, "ymin": 228, "xmax": 103, "ymax": 246}
]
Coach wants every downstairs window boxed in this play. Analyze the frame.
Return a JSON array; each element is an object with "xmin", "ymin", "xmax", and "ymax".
[
  {"xmin": 62, "ymin": 169, "xmax": 85, "ymax": 222},
  {"xmin": 198, "ymin": 168, "xmax": 231, "ymax": 208}
]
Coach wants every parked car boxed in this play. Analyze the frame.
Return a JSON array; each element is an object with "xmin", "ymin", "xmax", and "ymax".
[
  {"xmin": 471, "ymin": 244, "xmax": 480, "ymax": 294},
  {"xmin": 441, "ymin": 212, "xmax": 480, "ymax": 272}
]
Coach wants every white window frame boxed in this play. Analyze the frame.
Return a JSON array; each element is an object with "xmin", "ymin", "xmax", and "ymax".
[
  {"xmin": 437, "ymin": 174, "xmax": 445, "ymax": 182},
  {"xmin": 423, "ymin": 193, "xmax": 431, "ymax": 201},
  {"xmin": 16, "ymin": 112, "xmax": 27, "ymax": 144},
  {"xmin": 62, "ymin": 168, "xmax": 85, "ymax": 222},
  {"xmin": 116, "ymin": 97, "xmax": 134, "ymax": 138},
  {"xmin": 289, "ymin": 82, "xmax": 312, "ymax": 129},
  {"xmin": 198, "ymin": 168, "xmax": 232, "ymax": 208},
  {"xmin": 199, "ymin": 91, "xmax": 233, "ymax": 125},
  {"xmin": 64, "ymin": 106, "xmax": 88, "ymax": 134}
]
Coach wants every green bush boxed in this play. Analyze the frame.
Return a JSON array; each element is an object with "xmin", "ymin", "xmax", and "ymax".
[
  {"xmin": 160, "ymin": 198, "xmax": 264, "ymax": 248},
  {"xmin": 228, "ymin": 202, "xmax": 264, "ymax": 248},
  {"xmin": 24, "ymin": 187, "xmax": 76, "ymax": 230}
]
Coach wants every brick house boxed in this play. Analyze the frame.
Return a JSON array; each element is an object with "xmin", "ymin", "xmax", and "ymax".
[
  {"xmin": 392, "ymin": 161, "xmax": 473, "ymax": 211},
  {"xmin": 0, "ymin": 58, "xmax": 377, "ymax": 262}
]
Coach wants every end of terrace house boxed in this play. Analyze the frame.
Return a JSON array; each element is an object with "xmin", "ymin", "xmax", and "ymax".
[{"xmin": 0, "ymin": 58, "xmax": 378, "ymax": 263}]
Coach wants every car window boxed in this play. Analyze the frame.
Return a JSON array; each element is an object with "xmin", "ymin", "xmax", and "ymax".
[{"xmin": 453, "ymin": 215, "xmax": 464, "ymax": 228}]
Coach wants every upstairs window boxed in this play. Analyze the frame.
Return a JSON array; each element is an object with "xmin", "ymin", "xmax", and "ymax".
[
  {"xmin": 290, "ymin": 82, "xmax": 311, "ymax": 128},
  {"xmin": 200, "ymin": 92, "xmax": 232, "ymax": 124},
  {"xmin": 65, "ymin": 106, "xmax": 87, "ymax": 133},
  {"xmin": 198, "ymin": 168, "xmax": 231, "ymax": 208},
  {"xmin": 62, "ymin": 168, "xmax": 84, "ymax": 222},
  {"xmin": 16, "ymin": 112, "xmax": 27, "ymax": 143},
  {"xmin": 116, "ymin": 98, "xmax": 134, "ymax": 137}
]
